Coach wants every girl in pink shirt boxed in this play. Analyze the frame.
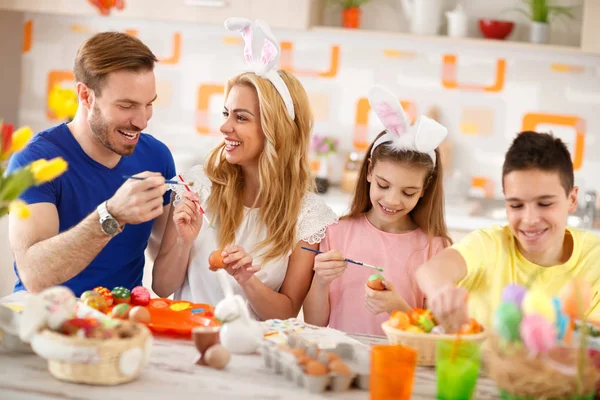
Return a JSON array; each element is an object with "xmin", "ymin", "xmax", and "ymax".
[{"xmin": 303, "ymin": 85, "xmax": 452, "ymax": 336}]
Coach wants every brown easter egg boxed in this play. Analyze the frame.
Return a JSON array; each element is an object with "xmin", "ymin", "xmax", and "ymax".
[{"xmin": 208, "ymin": 250, "xmax": 226, "ymax": 270}]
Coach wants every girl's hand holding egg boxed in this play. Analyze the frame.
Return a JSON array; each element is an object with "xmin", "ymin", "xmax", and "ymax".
[
  {"xmin": 312, "ymin": 250, "xmax": 347, "ymax": 286},
  {"xmin": 364, "ymin": 278, "xmax": 411, "ymax": 315},
  {"xmin": 173, "ymin": 191, "xmax": 203, "ymax": 244}
]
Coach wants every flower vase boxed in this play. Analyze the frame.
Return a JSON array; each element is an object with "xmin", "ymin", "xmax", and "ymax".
[
  {"xmin": 530, "ymin": 21, "xmax": 549, "ymax": 44},
  {"xmin": 315, "ymin": 155, "xmax": 330, "ymax": 194}
]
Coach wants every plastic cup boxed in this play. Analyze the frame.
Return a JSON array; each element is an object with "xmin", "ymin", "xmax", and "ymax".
[
  {"xmin": 436, "ymin": 339, "xmax": 481, "ymax": 400},
  {"xmin": 370, "ymin": 344, "xmax": 417, "ymax": 400}
]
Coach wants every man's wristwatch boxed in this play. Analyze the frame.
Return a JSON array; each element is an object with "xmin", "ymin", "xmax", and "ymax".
[{"xmin": 97, "ymin": 201, "xmax": 121, "ymax": 237}]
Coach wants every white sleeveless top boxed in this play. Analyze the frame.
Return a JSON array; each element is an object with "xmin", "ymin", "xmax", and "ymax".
[{"xmin": 167, "ymin": 165, "xmax": 338, "ymax": 319}]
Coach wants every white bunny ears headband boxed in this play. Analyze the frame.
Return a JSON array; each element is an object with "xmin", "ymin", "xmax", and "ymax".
[
  {"xmin": 224, "ymin": 17, "xmax": 295, "ymax": 120},
  {"xmin": 368, "ymin": 85, "xmax": 448, "ymax": 168}
]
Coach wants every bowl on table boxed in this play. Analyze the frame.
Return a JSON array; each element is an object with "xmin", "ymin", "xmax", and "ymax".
[{"xmin": 478, "ymin": 19, "xmax": 515, "ymax": 40}]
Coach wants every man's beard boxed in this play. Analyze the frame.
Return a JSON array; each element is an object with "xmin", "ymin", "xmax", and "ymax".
[{"xmin": 89, "ymin": 103, "xmax": 137, "ymax": 157}]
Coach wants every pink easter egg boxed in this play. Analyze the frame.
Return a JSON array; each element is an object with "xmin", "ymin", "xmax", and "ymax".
[{"xmin": 520, "ymin": 314, "xmax": 556, "ymax": 355}]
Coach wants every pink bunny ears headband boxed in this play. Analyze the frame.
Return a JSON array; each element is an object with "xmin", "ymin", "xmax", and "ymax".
[
  {"xmin": 224, "ymin": 17, "xmax": 295, "ymax": 120},
  {"xmin": 369, "ymin": 85, "xmax": 448, "ymax": 168}
]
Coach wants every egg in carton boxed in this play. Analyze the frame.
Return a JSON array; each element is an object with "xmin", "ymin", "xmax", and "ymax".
[{"xmin": 262, "ymin": 333, "xmax": 370, "ymax": 393}]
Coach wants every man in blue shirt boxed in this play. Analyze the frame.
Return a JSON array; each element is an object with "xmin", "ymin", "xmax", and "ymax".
[{"xmin": 7, "ymin": 32, "xmax": 176, "ymax": 296}]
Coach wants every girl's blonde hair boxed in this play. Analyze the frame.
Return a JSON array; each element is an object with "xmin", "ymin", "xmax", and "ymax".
[
  {"xmin": 205, "ymin": 70, "xmax": 315, "ymax": 263},
  {"xmin": 347, "ymin": 131, "xmax": 452, "ymax": 251}
]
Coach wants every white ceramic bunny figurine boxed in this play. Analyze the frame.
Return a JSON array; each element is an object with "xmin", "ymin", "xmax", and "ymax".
[{"xmin": 213, "ymin": 269, "xmax": 263, "ymax": 354}]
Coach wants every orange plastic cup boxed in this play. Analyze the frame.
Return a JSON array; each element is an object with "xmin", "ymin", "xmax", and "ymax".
[{"xmin": 370, "ymin": 344, "xmax": 417, "ymax": 400}]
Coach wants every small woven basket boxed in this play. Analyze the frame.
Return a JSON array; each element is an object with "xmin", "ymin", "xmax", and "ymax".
[
  {"xmin": 32, "ymin": 322, "xmax": 152, "ymax": 385},
  {"xmin": 381, "ymin": 320, "xmax": 487, "ymax": 366},
  {"xmin": 484, "ymin": 333, "xmax": 600, "ymax": 400}
]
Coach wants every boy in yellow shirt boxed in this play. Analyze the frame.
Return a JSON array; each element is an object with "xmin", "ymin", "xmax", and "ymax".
[{"xmin": 416, "ymin": 131, "xmax": 600, "ymax": 331}]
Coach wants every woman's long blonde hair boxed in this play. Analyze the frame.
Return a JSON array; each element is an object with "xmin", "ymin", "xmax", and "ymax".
[
  {"xmin": 205, "ymin": 70, "xmax": 315, "ymax": 264},
  {"xmin": 347, "ymin": 131, "xmax": 453, "ymax": 252}
]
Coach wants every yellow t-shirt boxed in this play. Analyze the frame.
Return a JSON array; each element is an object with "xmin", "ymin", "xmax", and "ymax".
[{"xmin": 454, "ymin": 225, "xmax": 600, "ymax": 327}]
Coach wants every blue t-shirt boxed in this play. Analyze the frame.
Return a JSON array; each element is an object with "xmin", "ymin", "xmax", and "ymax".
[{"xmin": 6, "ymin": 123, "xmax": 175, "ymax": 296}]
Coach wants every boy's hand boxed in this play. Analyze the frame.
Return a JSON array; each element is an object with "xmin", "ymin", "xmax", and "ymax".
[
  {"xmin": 428, "ymin": 285, "xmax": 469, "ymax": 333},
  {"xmin": 364, "ymin": 281, "xmax": 410, "ymax": 315}
]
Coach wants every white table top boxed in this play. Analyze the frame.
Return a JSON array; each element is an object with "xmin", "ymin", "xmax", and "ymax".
[{"xmin": 0, "ymin": 291, "xmax": 501, "ymax": 399}]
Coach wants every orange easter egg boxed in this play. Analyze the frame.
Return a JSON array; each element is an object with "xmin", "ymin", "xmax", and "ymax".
[
  {"xmin": 389, "ymin": 311, "xmax": 411, "ymax": 330},
  {"xmin": 208, "ymin": 250, "xmax": 226, "ymax": 271},
  {"xmin": 560, "ymin": 279, "xmax": 592, "ymax": 318}
]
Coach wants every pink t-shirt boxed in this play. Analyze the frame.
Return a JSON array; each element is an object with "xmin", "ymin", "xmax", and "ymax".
[{"xmin": 323, "ymin": 214, "xmax": 447, "ymax": 336}]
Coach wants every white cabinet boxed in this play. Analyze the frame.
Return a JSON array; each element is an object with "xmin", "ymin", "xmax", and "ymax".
[
  {"xmin": 0, "ymin": 0, "xmax": 322, "ymax": 30},
  {"xmin": 581, "ymin": 0, "xmax": 600, "ymax": 54}
]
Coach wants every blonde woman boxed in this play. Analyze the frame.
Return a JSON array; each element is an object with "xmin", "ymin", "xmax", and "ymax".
[{"xmin": 152, "ymin": 19, "xmax": 337, "ymax": 320}]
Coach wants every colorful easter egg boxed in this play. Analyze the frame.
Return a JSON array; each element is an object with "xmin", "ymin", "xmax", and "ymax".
[
  {"xmin": 111, "ymin": 287, "xmax": 131, "ymax": 304},
  {"xmin": 83, "ymin": 295, "xmax": 107, "ymax": 313},
  {"xmin": 80, "ymin": 290, "xmax": 100, "ymax": 302},
  {"xmin": 366, "ymin": 274, "xmax": 386, "ymax": 291},
  {"xmin": 560, "ymin": 279, "xmax": 592, "ymax": 318},
  {"xmin": 111, "ymin": 303, "xmax": 131, "ymax": 319},
  {"xmin": 493, "ymin": 302, "xmax": 522, "ymax": 342},
  {"xmin": 93, "ymin": 286, "xmax": 114, "ymax": 307},
  {"xmin": 552, "ymin": 297, "xmax": 568, "ymax": 341},
  {"xmin": 418, "ymin": 314, "xmax": 435, "ymax": 333},
  {"xmin": 131, "ymin": 286, "xmax": 150, "ymax": 306},
  {"xmin": 501, "ymin": 284, "xmax": 527, "ymax": 309},
  {"xmin": 59, "ymin": 317, "xmax": 99, "ymax": 336},
  {"xmin": 520, "ymin": 314, "xmax": 556, "ymax": 355},
  {"xmin": 522, "ymin": 290, "xmax": 556, "ymax": 323}
]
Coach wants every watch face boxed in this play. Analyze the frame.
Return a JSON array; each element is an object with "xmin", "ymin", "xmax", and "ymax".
[{"xmin": 102, "ymin": 218, "xmax": 119, "ymax": 236}]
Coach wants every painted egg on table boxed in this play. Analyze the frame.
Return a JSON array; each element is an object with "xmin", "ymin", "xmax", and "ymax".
[
  {"xmin": 111, "ymin": 303, "xmax": 131, "ymax": 319},
  {"xmin": 501, "ymin": 284, "xmax": 527, "ymax": 309},
  {"xmin": 520, "ymin": 314, "xmax": 556, "ymax": 355},
  {"xmin": 204, "ymin": 344, "xmax": 231, "ymax": 370},
  {"xmin": 111, "ymin": 287, "xmax": 131, "ymax": 304},
  {"xmin": 80, "ymin": 290, "xmax": 100, "ymax": 302},
  {"xmin": 93, "ymin": 286, "xmax": 114, "ymax": 307},
  {"xmin": 522, "ymin": 290, "xmax": 555, "ymax": 323},
  {"xmin": 131, "ymin": 286, "xmax": 150, "ymax": 306},
  {"xmin": 84, "ymin": 295, "xmax": 107, "ymax": 313},
  {"xmin": 493, "ymin": 302, "xmax": 522, "ymax": 342},
  {"xmin": 560, "ymin": 279, "xmax": 592, "ymax": 318},
  {"xmin": 129, "ymin": 306, "xmax": 151, "ymax": 324}
]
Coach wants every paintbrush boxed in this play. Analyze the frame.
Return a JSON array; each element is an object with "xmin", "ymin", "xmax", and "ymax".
[
  {"xmin": 123, "ymin": 175, "xmax": 195, "ymax": 186},
  {"xmin": 177, "ymin": 174, "xmax": 215, "ymax": 229},
  {"xmin": 301, "ymin": 246, "xmax": 384, "ymax": 272}
]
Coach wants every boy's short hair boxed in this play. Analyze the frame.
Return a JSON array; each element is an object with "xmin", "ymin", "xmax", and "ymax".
[{"xmin": 502, "ymin": 131, "xmax": 574, "ymax": 195}]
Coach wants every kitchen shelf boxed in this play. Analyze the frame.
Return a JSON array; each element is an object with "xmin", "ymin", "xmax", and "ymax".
[{"xmin": 311, "ymin": 26, "xmax": 597, "ymax": 56}]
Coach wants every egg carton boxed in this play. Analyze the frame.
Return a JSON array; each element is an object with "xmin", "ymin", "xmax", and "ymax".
[{"xmin": 260, "ymin": 333, "xmax": 370, "ymax": 393}]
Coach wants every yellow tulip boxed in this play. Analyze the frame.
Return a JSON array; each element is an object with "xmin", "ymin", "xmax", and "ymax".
[
  {"xmin": 9, "ymin": 200, "xmax": 30, "ymax": 219},
  {"xmin": 10, "ymin": 126, "xmax": 33, "ymax": 154},
  {"xmin": 31, "ymin": 157, "xmax": 68, "ymax": 183}
]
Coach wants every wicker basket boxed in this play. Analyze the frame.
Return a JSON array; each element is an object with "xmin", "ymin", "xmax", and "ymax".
[
  {"xmin": 484, "ymin": 333, "xmax": 600, "ymax": 400},
  {"xmin": 31, "ymin": 322, "xmax": 152, "ymax": 385},
  {"xmin": 381, "ymin": 320, "xmax": 487, "ymax": 366}
]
